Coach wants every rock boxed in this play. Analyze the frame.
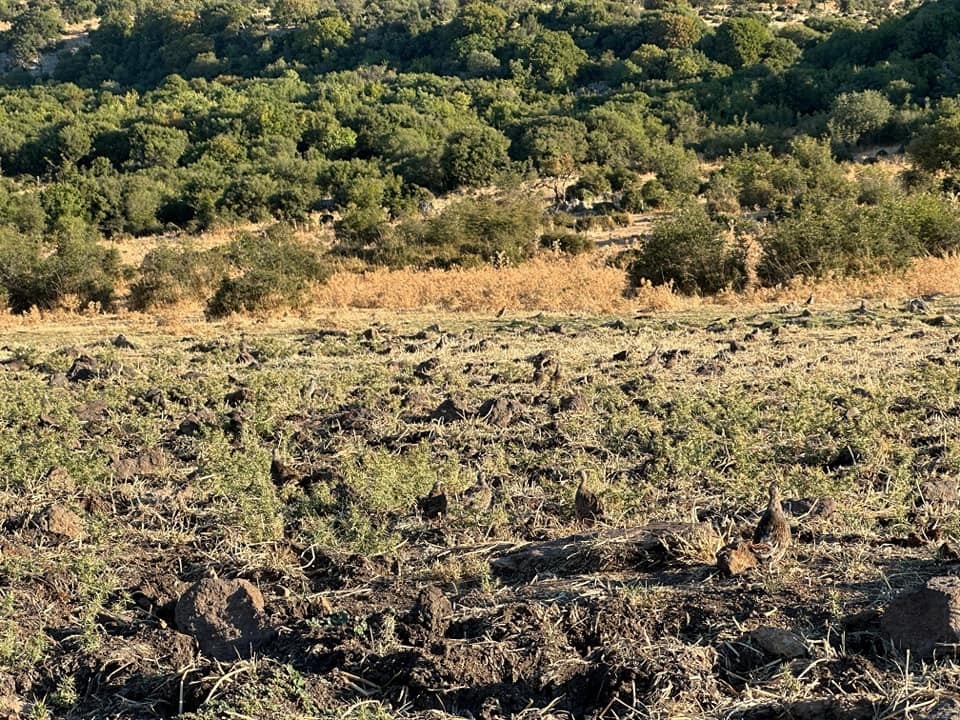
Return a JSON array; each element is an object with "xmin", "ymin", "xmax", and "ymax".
[
  {"xmin": 47, "ymin": 372, "xmax": 68, "ymax": 388},
  {"xmin": 175, "ymin": 578, "xmax": 273, "ymax": 661},
  {"xmin": 477, "ymin": 397, "xmax": 518, "ymax": 428},
  {"xmin": 113, "ymin": 449, "xmax": 166, "ymax": 480},
  {"xmin": 750, "ymin": 626, "xmax": 808, "ymax": 659},
  {"xmin": 881, "ymin": 575, "xmax": 960, "ymax": 658},
  {"xmin": 919, "ymin": 478, "xmax": 959, "ymax": 509},
  {"xmin": 430, "ymin": 397, "xmax": 467, "ymax": 424},
  {"xmin": 66, "ymin": 355, "xmax": 99, "ymax": 382},
  {"xmin": 782, "ymin": 496, "xmax": 837, "ymax": 519},
  {"xmin": 31, "ymin": 504, "xmax": 84, "ymax": 541},
  {"xmin": 716, "ymin": 541, "xmax": 758, "ymax": 576}
]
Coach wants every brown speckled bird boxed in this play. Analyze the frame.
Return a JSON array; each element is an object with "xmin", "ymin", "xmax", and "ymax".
[
  {"xmin": 418, "ymin": 480, "xmax": 448, "ymax": 524},
  {"xmin": 751, "ymin": 482, "xmax": 791, "ymax": 562},
  {"xmin": 575, "ymin": 473, "xmax": 604, "ymax": 524}
]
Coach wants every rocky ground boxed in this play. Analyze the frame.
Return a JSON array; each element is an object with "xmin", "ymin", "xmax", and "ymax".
[{"xmin": 3, "ymin": 298, "xmax": 960, "ymax": 719}]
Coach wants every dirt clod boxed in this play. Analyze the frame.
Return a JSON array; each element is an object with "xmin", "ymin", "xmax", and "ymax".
[
  {"xmin": 113, "ymin": 449, "xmax": 165, "ymax": 480},
  {"xmin": 477, "ymin": 397, "xmax": 518, "ymax": 427},
  {"xmin": 408, "ymin": 586, "xmax": 452, "ymax": 641},
  {"xmin": 782, "ymin": 496, "xmax": 837, "ymax": 519},
  {"xmin": 919, "ymin": 478, "xmax": 959, "ymax": 509},
  {"xmin": 881, "ymin": 575, "xmax": 960, "ymax": 658},
  {"xmin": 174, "ymin": 578, "xmax": 274, "ymax": 661},
  {"xmin": 31, "ymin": 504, "xmax": 84, "ymax": 541},
  {"xmin": 66, "ymin": 355, "xmax": 99, "ymax": 382},
  {"xmin": 716, "ymin": 541, "xmax": 758, "ymax": 576},
  {"xmin": 431, "ymin": 397, "xmax": 468, "ymax": 424},
  {"xmin": 750, "ymin": 626, "xmax": 808, "ymax": 659}
]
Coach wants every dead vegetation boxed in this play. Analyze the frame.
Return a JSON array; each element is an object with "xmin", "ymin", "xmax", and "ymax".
[{"xmin": 3, "ymin": 297, "xmax": 960, "ymax": 718}]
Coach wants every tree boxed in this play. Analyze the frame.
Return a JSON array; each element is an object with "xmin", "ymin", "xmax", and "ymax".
[
  {"xmin": 709, "ymin": 17, "xmax": 773, "ymax": 69},
  {"xmin": 908, "ymin": 102, "xmax": 960, "ymax": 173},
  {"xmin": 126, "ymin": 123, "xmax": 190, "ymax": 170},
  {"xmin": 649, "ymin": 10, "xmax": 705, "ymax": 50},
  {"xmin": 828, "ymin": 90, "xmax": 893, "ymax": 146},
  {"xmin": 526, "ymin": 29, "xmax": 588, "ymax": 89},
  {"xmin": 6, "ymin": 5, "xmax": 64, "ymax": 68},
  {"xmin": 272, "ymin": 0, "xmax": 319, "ymax": 25},
  {"xmin": 455, "ymin": 2, "xmax": 507, "ymax": 40},
  {"xmin": 442, "ymin": 126, "xmax": 511, "ymax": 189},
  {"xmin": 521, "ymin": 116, "xmax": 589, "ymax": 202}
]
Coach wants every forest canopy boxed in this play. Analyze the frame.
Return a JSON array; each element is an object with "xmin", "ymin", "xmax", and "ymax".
[{"xmin": 1, "ymin": 0, "xmax": 960, "ymax": 311}]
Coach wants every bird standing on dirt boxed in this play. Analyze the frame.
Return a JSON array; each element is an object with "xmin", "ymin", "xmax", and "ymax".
[
  {"xmin": 418, "ymin": 480, "xmax": 448, "ymax": 524},
  {"xmin": 575, "ymin": 473, "xmax": 604, "ymax": 524},
  {"xmin": 751, "ymin": 482, "xmax": 791, "ymax": 562},
  {"xmin": 462, "ymin": 477, "xmax": 493, "ymax": 514}
]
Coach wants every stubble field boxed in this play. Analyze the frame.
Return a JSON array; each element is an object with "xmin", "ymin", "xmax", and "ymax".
[{"xmin": 2, "ymin": 297, "xmax": 960, "ymax": 719}]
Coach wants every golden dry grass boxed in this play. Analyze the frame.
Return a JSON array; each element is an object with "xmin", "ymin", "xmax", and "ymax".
[
  {"xmin": 310, "ymin": 253, "xmax": 960, "ymax": 314},
  {"xmin": 4, "ymin": 253, "xmax": 960, "ymax": 332},
  {"xmin": 310, "ymin": 254, "xmax": 636, "ymax": 313}
]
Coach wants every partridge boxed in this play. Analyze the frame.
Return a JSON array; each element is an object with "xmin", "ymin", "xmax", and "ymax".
[
  {"xmin": 751, "ymin": 482, "xmax": 791, "ymax": 562},
  {"xmin": 418, "ymin": 480, "xmax": 448, "ymax": 524},
  {"xmin": 574, "ymin": 473, "xmax": 604, "ymax": 524}
]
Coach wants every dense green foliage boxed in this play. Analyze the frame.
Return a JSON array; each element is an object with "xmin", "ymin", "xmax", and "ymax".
[{"xmin": 2, "ymin": 0, "xmax": 960, "ymax": 308}]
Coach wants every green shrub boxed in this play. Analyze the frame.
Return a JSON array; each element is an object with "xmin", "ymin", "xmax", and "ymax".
[
  {"xmin": 620, "ymin": 187, "xmax": 646, "ymax": 212},
  {"xmin": 364, "ymin": 195, "xmax": 542, "ymax": 269},
  {"xmin": 549, "ymin": 211, "xmax": 578, "ymax": 229},
  {"xmin": 575, "ymin": 214, "xmax": 616, "ymax": 232},
  {"xmin": 0, "ymin": 228, "xmax": 121, "ymax": 313},
  {"xmin": 757, "ymin": 196, "xmax": 919, "ymax": 285},
  {"xmin": 539, "ymin": 231, "xmax": 594, "ymax": 254},
  {"xmin": 642, "ymin": 178, "xmax": 670, "ymax": 208},
  {"xmin": 629, "ymin": 202, "xmax": 745, "ymax": 294},
  {"xmin": 129, "ymin": 244, "xmax": 227, "ymax": 310},
  {"xmin": 206, "ymin": 225, "xmax": 331, "ymax": 318},
  {"xmin": 897, "ymin": 193, "xmax": 960, "ymax": 256}
]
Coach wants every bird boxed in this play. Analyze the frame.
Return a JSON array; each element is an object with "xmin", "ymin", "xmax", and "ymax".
[
  {"xmin": 751, "ymin": 482, "xmax": 791, "ymax": 563},
  {"xmin": 417, "ymin": 480, "xmax": 448, "ymax": 524},
  {"xmin": 574, "ymin": 472, "xmax": 604, "ymax": 524},
  {"xmin": 462, "ymin": 478, "xmax": 493, "ymax": 514},
  {"xmin": 496, "ymin": 307, "xmax": 506, "ymax": 318}
]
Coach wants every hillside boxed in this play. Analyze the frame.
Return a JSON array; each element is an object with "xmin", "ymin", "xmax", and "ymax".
[{"xmin": 1, "ymin": 0, "xmax": 960, "ymax": 316}]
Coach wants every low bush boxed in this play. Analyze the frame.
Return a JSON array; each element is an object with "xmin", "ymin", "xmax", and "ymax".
[
  {"xmin": 129, "ymin": 244, "xmax": 227, "ymax": 310},
  {"xmin": 540, "ymin": 231, "xmax": 594, "ymax": 254},
  {"xmin": 757, "ymin": 196, "xmax": 919, "ymax": 285},
  {"xmin": 0, "ymin": 228, "xmax": 121, "ymax": 313},
  {"xmin": 206, "ymin": 225, "xmax": 331, "ymax": 318},
  {"xmin": 360, "ymin": 195, "xmax": 542, "ymax": 269},
  {"xmin": 629, "ymin": 202, "xmax": 745, "ymax": 294}
]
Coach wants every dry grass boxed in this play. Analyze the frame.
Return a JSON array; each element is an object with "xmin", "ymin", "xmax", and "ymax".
[
  {"xmin": 310, "ymin": 254, "xmax": 635, "ymax": 313},
  {"xmin": 4, "ymin": 252, "xmax": 960, "ymax": 329},
  {"xmin": 310, "ymin": 253, "xmax": 960, "ymax": 314}
]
